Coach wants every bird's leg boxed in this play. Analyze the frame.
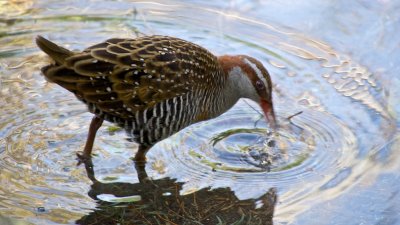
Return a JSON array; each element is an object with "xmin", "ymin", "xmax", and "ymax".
[
  {"xmin": 134, "ymin": 160, "xmax": 149, "ymax": 183},
  {"xmin": 133, "ymin": 145, "xmax": 151, "ymax": 183},
  {"xmin": 133, "ymin": 145, "xmax": 150, "ymax": 163},
  {"xmin": 77, "ymin": 116, "xmax": 103, "ymax": 164},
  {"xmin": 81, "ymin": 157, "xmax": 97, "ymax": 183}
]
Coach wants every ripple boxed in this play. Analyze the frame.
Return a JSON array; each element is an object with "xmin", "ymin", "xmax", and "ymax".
[
  {"xmin": 153, "ymin": 101, "xmax": 357, "ymax": 200},
  {"xmin": 0, "ymin": 1, "xmax": 397, "ymax": 224}
]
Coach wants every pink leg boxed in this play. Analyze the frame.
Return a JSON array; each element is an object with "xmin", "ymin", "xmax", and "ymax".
[{"xmin": 77, "ymin": 116, "xmax": 103, "ymax": 164}]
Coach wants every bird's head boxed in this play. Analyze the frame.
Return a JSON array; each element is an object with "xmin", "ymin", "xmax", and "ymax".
[{"xmin": 218, "ymin": 55, "xmax": 276, "ymax": 129}]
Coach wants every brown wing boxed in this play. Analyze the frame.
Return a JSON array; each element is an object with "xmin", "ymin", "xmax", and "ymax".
[{"xmin": 40, "ymin": 35, "xmax": 222, "ymax": 119}]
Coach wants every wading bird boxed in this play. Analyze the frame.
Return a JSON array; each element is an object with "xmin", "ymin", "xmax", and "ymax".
[{"xmin": 36, "ymin": 35, "xmax": 276, "ymax": 163}]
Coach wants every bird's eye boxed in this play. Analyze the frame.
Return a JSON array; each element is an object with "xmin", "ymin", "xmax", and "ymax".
[{"xmin": 255, "ymin": 80, "xmax": 265, "ymax": 90}]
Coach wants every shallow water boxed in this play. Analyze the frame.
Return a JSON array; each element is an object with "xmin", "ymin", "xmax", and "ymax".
[{"xmin": 0, "ymin": 0, "xmax": 399, "ymax": 224}]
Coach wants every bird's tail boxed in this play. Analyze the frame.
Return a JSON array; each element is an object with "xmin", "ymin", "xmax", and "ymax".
[
  {"xmin": 36, "ymin": 36, "xmax": 79, "ymax": 91},
  {"xmin": 36, "ymin": 35, "xmax": 73, "ymax": 65}
]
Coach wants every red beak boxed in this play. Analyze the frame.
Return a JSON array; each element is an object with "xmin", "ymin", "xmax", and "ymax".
[{"xmin": 260, "ymin": 99, "xmax": 277, "ymax": 130}]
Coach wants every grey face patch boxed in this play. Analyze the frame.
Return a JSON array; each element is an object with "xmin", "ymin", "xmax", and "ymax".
[{"xmin": 226, "ymin": 66, "xmax": 259, "ymax": 103}]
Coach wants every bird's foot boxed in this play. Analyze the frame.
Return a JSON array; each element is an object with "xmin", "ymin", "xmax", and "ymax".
[
  {"xmin": 76, "ymin": 152, "xmax": 92, "ymax": 166},
  {"xmin": 133, "ymin": 158, "xmax": 154, "ymax": 184}
]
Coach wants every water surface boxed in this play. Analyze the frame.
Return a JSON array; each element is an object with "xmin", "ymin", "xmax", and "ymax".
[{"xmin": 0, "ymin": 0, "xmax": 399, "ymax": 224}]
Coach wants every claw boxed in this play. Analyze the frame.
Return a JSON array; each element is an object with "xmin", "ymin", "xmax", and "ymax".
[{"xmin": 76, "ymin": 152, "xmax": 91, "ymax": 166}]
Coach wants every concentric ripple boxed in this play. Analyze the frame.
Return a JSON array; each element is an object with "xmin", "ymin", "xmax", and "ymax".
[
  {"xmin": 0, "ymin": 1, "xmax": 398, "ymax": 224},
  {"xmin": 152, "ymin": 101, "xmax": 357, "ymax": 199}
]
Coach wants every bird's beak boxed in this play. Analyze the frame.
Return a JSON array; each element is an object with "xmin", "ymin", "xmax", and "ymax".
[{"xmin": 260, "ymin": 99, "xmax": 277, "ymax": 130}]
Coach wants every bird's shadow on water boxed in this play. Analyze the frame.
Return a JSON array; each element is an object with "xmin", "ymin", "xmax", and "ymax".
[{"xmin": 76, "ymin": 159, "xmax": 277, "ymax": 225}]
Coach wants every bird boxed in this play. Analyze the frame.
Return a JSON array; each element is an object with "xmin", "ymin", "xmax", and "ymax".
[{"xmin": 36, "ymin": 35, "xmax": 276, "ymax": 163}]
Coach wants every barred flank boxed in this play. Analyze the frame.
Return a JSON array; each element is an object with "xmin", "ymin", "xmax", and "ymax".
[{"xmin": 37, "ymin": 35, "xmax": 225, "ymax": 146}]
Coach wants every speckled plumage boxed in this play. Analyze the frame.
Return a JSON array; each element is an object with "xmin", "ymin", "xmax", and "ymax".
[
  {"xmin": 38, "ymin": 35, "xmax": 227, "ymax": 146},
  {"xmin": 36, "ymin": 35, "xmax": 276, "ymax": 161}
]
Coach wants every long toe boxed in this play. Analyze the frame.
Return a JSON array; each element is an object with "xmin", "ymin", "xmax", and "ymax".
[{"xmin": 76, "ymin": 152, "xmax": 92, "ymax": 166}]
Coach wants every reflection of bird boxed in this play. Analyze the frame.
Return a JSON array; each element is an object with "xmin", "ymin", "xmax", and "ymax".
[
  {"xmin": 77, "ymin": 159, "xmax": 277, "ymax": 225},
  {"xmin": 36, "ymin": 35, "xmax": 276, "ymax": 162}
]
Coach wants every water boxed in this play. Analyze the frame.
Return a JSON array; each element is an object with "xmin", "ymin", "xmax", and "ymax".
[{"xmin": 0, "ymin": 0, "xmax": 399, "ymax": 224}]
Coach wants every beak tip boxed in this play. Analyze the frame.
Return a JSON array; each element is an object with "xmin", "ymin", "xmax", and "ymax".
[{"xmin": 260, "ymin": 100, "xmax": 277, "ymax": 130}]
